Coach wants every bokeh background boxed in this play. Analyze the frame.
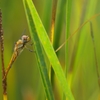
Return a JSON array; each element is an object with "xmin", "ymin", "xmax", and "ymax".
[{"xmin": 0, "ymin": 0, "xmax": 100, "ymax": 100}]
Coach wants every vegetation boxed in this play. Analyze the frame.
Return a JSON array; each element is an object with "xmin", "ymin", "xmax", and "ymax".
[{"xmin": 0, "ymin": 0, "xmax": 100, "ymax": 100}]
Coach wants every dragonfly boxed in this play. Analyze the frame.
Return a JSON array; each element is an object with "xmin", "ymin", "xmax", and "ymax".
[{"xmin": 3, "ymin": 35, "xmax": 32, "ymax": 81}]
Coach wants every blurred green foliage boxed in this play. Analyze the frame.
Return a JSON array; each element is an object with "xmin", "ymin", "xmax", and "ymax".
[{"xmin": 0, "ymin": 0, "xmax": 100, "ymax": 100}]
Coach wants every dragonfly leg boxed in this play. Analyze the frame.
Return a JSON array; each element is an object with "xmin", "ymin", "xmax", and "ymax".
[{"xmin": 25, "ymin": 46, "xmax": 34, "ymax": 52}]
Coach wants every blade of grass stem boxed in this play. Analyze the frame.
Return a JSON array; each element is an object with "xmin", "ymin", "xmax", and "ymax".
[
  {"xmin": 65, "ymin": 0, "xmax": 72, "ymax": 79},
  {"xmin": 23, "ymin": 1, "xmax": 54, "ymax": 100},
  {"xmin": 0, "ymin": 9, "xmax": 7, "ymax": 100},
  {"xmin": 64, "ymin": 1, "xmax": 72, "ymax": 100},
  {"xmin": 42, "ymin": 0, "xmax": 52, "ymax": 33},
  {"xmin": 50, "ymin": 0, "xmax": 57, "ymax": 86},
  {"xmin": 50, "ymin": 0, "xmax": 57, "ymax": 44},
  {"xmin": 54, "ymin": 0, "xmax": 66, "ymax": 50},
  {"xmin": 23, "ymin": 0, "xmax": 74, "ymax": 99}
]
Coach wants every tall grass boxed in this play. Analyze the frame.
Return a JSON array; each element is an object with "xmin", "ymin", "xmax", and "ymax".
[{"xmin": 0, "ymin": 0, "xmax": 100, "ymax": 100}]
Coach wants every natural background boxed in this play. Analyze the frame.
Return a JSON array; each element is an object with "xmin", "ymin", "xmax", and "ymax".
[{"xmin": 0, "ymin": 0, "xmax": 100, "ymax": 100}]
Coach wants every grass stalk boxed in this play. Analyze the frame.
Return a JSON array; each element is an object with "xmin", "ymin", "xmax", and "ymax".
[
  {"xmin": 64, "ymin": 1, "xmax": 72, "ymax": 99},
  {"xmin": 65, "ymin": 0, "xmax": 72, "ymax": 77},
  {"xmin": 0, "ymin": 9, "xmax": 7, "ymax": 100},
  {"xmin": 49, "ymin": 0, "xmax": 57, "ymax": 87}
]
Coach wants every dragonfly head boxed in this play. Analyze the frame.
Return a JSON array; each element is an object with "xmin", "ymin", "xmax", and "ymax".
[{"xmin": 21, "ymin": 35, "xmax": 30, "ymax": 44}]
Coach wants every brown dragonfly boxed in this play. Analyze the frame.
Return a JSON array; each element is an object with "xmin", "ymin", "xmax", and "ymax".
[{"xmin": 3, "ymin": 35, "xmax": 32, "ymax": 81}]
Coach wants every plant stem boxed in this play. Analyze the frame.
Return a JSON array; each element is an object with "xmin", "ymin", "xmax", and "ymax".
[
  {"xmin": 0, "ymin": 9, "xmax": 8, "ymax": 100},
  {"xmin": 49, "ymin": 0, "xmax": 57, "ymax": 83},
  {"xmin": 3, "ymin": 94, "xmax": 7, "ymax": 100}
]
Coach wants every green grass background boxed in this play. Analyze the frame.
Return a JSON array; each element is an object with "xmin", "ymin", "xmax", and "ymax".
[{"xmin": 0, "ymin": 0, "xmax": 100, "ymax": 100}]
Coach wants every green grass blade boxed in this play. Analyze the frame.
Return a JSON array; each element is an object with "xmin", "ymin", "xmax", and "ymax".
[
  {"xmin": 65, "ymin": 1, "xmax": 73, "ymax": 100},
  {"xmin": 23, "ymin": 0, "xmax": 74, "ymax": 100},
  {"xmin": 65, "ymin": 0, "xmax": 72, "ymax": 76},
  {"xmin": 23, "ymin": 1, "xmax": 54, "ymax": 100},
  {"xmin": 42, "ymin": 0, "xmax": 52, "ymax": 33},
  {"xmin": 54, "ymin": 0, "xmax": 66, "ymax": 50}
]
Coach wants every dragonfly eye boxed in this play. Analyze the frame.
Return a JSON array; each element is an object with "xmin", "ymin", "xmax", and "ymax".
[{"xmin": 22, "ymin": 35, "xmax": 30, "ymax": 43}]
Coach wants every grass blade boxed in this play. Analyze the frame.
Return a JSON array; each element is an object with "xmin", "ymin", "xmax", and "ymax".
[
  {"xmin": 23, "ymin": 0, "xmax": 74, "ymax": 100},
  {"xmin": 65, "ymin": 0, "xmax": 72, "ymax": 76},
  {"xmin": 23, "ymin": 1, "xmax": 55, "ymax": 100},
  {"xmin": 0, "ymin": 9, "xmax": 8, "ymax": 100}
]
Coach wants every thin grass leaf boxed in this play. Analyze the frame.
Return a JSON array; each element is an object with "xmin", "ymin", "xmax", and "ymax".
[
  {"xmin": 64, "ymin": 1, "xmax": 73, "ymax": 100},
  {"xmin": 0, "ymin": 9, "xmax": 8, "ymax": 100},
  {"xmin": 54, "ymin": 0, "xmax": 66, "ymax": 50},
  {"xmin": 23, "ymin": 0, "xmax": 74, "ymax": 100},
  {"xmin": 23, "ymin": 1, "xmax": 54, "ymax": 100},
  {"xmin": 49, "ymin": 0, "xmax": 57, "ymax": 85},
  {"xmin": 42, "ymin": 0, "xmax": 52, "ymax": 33},
  {"xmin": 65, "ymin": 0, "xmax": 72, "ymax": 76}
]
